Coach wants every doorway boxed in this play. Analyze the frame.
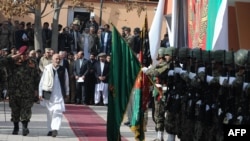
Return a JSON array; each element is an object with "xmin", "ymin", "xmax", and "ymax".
[{"xmin": 74, "ymin": 12, "xmax": 90, "ymax": 33}]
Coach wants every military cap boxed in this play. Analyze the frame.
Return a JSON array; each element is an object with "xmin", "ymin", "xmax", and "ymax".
[
  {"xmin": 98, "ymin": 52, "xmax": 107, "ymax": 57},
  {"xmin": 234, "ymin": 49, "xmax": 248, "ymax": 66},
  {"xmin": 164, "ymin": 47, "xmax": 176, "ymax": 56},
  {"xmin": 224, "ymin": 51, "xmax": 233, "ymax": 65},
  {"xmin": 190, "ymin": 47, "xmax": 202, "ymax": 61},
  {"xmin": 19, "ymin": 45, "xmax": 28, "ymax": 55},
  {"xmin": 202, "ymin": 50, "xmax": 210, "ymax": 63},
  {"xmin": 178, "ymin": 47, "xmax": 190, "ymax": 59},
  {"xmin": 212, "ymin": 49, "xmax": 225, "ymax": 63},
  {"xmin": 158, "ymin": 47, "xmax": 167, "ymax": 57}
]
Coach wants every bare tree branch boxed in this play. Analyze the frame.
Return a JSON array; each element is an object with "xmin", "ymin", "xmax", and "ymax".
[
  {"xmin": 41, "ymin": 6, "xmax": 68, "ymax": 18},
  {"xmin": 41, "ymin": 0, "xmax": 49, "ymax": 15}
]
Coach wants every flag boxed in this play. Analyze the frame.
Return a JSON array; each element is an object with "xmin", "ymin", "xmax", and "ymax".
[
  {"xmin": 149, "ymin": 0, "xmax": 166, "ymax": 67},
  {"xmin": 187, "ymin": 0, "xmax": 208, "ymax": 49},
  {"xmin": 206, "ymin": 0, "xmax": 228, "ymax": 51},
  {"xmin": 130, "ymin": 14, "xmax": 152, "ymax": 141},
  {"xmin": 107, "ymin": 26, "xmax": 141, "ymax": 141}
]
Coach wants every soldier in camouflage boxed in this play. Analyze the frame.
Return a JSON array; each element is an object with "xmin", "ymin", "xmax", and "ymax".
[
  {"xmin": 0, "ymin": 45, "xmax": 40, "ymax": 136},
  {"xmin": 145, "ymin": 47, "xmax": 169, "ymax": 141}
]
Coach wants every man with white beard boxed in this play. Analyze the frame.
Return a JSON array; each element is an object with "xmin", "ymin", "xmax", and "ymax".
[{"xmin": 39, "ymin": 53, "xmax": 69, "ymax": 137}]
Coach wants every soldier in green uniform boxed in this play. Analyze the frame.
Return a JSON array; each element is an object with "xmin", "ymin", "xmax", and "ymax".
[
  {"xmin": 145, "ymin": 47, "xmax": 169, "ymax": 141},
  {"xmin": 0, "ymin": 46, "xmax": 40, "ymax": 136}
]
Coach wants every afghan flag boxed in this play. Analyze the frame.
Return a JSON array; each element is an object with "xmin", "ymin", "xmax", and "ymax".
[
  {"xmin": 206, "ymin": 0, "xmax": 228, "ymax": 51},
  {"xmin": 107, "ymin": 26, "xmax": 141, "ymax": 141},
  {"xmin": 187, "ymin": 0, "xmax": 208, "ymax": 49},
  {"xmin": 130, "ymin": 14, "xmax": 152, "ymax": 141}
]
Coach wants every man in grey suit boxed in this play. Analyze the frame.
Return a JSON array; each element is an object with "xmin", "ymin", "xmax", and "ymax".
[{"xmin": 73, "ymin": 51, "xmax": 88, "ymax": 104}]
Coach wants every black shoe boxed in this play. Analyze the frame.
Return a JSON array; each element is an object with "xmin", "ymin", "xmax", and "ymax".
[
  {"xmin": 52, "ymin": 130, "xmax": 58, "ymax": 137},
  {"xmin": 22, "ymin": 128, "xmax": 29, "ymax": 136},
  {"xmin": 21, "ymin": 121, "xmax": 29, "ymax": 136},
  {"xmin": 47, "ymin": 131, "xmax": 52, "ymax": 136},
  {"xmin": 12, "ymin": 129, "xmax": 19, "ymax": 135},
  {"xmin": 12, "ymin": 122, "xmax": 19, "ymax": 135}
]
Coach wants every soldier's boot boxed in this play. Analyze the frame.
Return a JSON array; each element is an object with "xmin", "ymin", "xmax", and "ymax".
[
  {"xmin": 166, "ymin": 133, "xmax": 175, "ymax": 141},
  {"xmin": 22, "ymin": 121, "xmax": 29, "ymax": 136},
  {"xmin": 12, "ymin": 122, "xmax": 19, "ymax": 135}
]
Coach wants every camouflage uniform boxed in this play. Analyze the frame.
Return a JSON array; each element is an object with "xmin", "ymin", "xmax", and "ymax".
[
  {"xmin": 0, "ymin": 57, "xmax": 40, "ymax": 135},
  {"xmin": 146, "ymin": 47, "xmax": 169, "ymax": 141},
  {"xmin": 0, "ymin": 57, "xmax": 8, "ymax": 99}
]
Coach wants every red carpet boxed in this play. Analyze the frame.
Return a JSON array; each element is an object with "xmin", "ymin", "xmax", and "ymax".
[{"xmin": 64, "ymin": 105, "xmax": 128, "ymax": 141}]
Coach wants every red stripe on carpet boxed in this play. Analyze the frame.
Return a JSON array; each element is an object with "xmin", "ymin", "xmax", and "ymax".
[{"xmin": 64, "ymin": 105, "xmax": 128, "ymax": 141}]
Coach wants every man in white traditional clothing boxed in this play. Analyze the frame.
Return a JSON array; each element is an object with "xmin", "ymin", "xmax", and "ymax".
[{"xmin": 39, "ymin": 53, "xmax": 69, "ymax": 137}]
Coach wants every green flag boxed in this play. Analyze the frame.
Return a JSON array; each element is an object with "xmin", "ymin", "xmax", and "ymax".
[
  {"xmin": 130, "ymin": 14, "xmax": 152, "ymax": 141},
  {"xmin": 107, "ymin": 26, "xmax": 141, "ymax": 141}
]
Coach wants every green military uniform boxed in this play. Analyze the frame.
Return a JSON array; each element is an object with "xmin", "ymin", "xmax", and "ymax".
[
  {"xmin": 0, "ymin": 57, "xmax": 40, "ymax": 135},
  {"xmin": 0, "ymin": 56, "xmax": 8, "ymax": 100},
  {"xmin": 146, "ymin": 47, "xmax": 169, "ymax": 141}
]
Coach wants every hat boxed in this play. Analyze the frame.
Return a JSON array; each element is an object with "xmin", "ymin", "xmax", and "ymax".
[
  {"xmin": 72, "ymin": 19, "xmax": 80, "ymax": 25},
  {"xmin": 158, "ymin": 47, "xmax": 167, "ymax": 57},
  {"xmin": 19, "ymin": 45, "xmax": 28, "ymax": 55},
  {"xmin": 98, "ymin": 52, "xmax": 107, "ymax": 57},
  {"xmin": 164, "ymin": 47, "xmax": 176, "ymax": 57},
  {"xmin": 234, "ymin": 49, "xmax": 248, "ymax": 66}
]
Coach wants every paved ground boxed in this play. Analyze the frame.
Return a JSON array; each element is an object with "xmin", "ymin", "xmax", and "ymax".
[{"xmin": 0, "ymin": 101, "xmax": 180, "ymax": 141}]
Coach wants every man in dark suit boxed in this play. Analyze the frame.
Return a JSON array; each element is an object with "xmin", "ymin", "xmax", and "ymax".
[
  {"xmin": 73, "ymin": 51, "xmax": 88, "ymax": 104},
  {"xmin": 94, "ymin": 52, "xmax": 109, "ymax": 105},
  {"xmin": 100, "ymin": 24, "xmax": 112, "ymax": 55},
  {"xmin": 84, "ymin": 52, "xmax": 97, "ymax": 105},
  {"xmin": 70, "ymin": 24, "xmax": 82, "ymax": 54},
  {"xmin": 42, "ymin": 22, "xmax": 52, "ymax": 50}
]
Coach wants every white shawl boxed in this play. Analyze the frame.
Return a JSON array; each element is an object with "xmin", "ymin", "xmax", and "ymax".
[{"xmin": 42, "ymin": 64, "xmax": 54, "ymax": 91}]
